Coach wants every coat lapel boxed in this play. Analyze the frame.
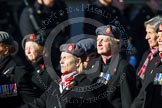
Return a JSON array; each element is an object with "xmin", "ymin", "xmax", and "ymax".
[
  {"xmin": 84, "ymin": 59, "xmax": 101, "ymax": 82},
  {"xmin": 60, "ymin": 74, "xmax": 86, "ymax": 98}
]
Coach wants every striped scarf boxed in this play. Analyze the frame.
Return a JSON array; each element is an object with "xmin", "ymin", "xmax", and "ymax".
[
  {"xmin": 59, "ymin": 71, "xmax": 78, "ymax": 93},
  {"xmin": 138, "ymin": 48, "xmax": 158, "ymax": 79}
]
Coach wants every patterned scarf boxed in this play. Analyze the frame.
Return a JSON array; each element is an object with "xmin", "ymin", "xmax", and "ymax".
[
  {"xmin": 59, "ymin": 71, "xmax": 78, "ymax": 93},
  {"xmin": 138, "ymin": 48, "xmax": 158, "ymax": 79}
]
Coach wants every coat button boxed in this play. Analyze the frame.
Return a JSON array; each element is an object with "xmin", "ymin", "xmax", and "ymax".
[{"xmin": 37, "ymin": 70, "xmax": 40, "ymax": 73}]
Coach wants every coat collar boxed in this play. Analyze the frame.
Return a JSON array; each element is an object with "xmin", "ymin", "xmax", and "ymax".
[
  {"xmin": 60, "ymin": 74, "xmax": 87, "ymax": 97},
  {"xmin": 99, "ymin": 54, "xmax": 120, "ymax": 75}
]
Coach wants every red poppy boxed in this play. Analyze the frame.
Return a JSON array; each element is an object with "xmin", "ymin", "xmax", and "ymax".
[
  {"xmin": 39, "ymin": 64, "xmax": 45, "ymax": 69},
  {"xmin": 67, "ymin": 44, "xmax": 74, "ymax": 52},
  {"xmin": 155, "ymin": 61, "xmax": 159, "ymax": 65}
]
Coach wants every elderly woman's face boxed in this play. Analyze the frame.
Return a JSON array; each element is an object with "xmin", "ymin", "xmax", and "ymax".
[
  {"xmin": 25, "ymin": 41, "xmax": 43, "ymax": 63},
  {"xmin": 60, "ymin": 52, "xmax": 78, "ymax": 74},
  {"xmin": 145, "ymin": 25, "xmax": 158, "ymax": 48}
]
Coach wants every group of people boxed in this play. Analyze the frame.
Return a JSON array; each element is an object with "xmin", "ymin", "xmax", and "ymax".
[
  {"xmin": 2, "ymin": 0, "xmax": 162, "ymax": 69},
  {"xmin": 0, "ymin": 15, "xmax": 162, "ymax": 108},
  {"xmin": 0, "ymin": 0, "xmax": 162, "ymax": 108}
]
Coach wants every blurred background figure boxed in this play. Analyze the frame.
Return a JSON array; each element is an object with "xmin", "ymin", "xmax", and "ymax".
[
  {"xmin": 19, "ymin": 0, "xmax": 70, "ymax": 38},
  {"xmin": 0, "ymin": 1, "xmax": 18, "ymax": 36},
  {"xmin": 0, "ymin": 0, "xmax": 24, "ymax": 60},
  {"xmin": 83, "ymin": 0, "xmax": 131, "ymax": 37}
]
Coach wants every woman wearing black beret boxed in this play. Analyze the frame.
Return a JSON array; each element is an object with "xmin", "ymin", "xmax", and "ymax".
[
  {"xmin": 21, "ymin": 33, "xmax": 52, "ymax": 102},
  {"xmin": 20, "ymin": 43, "xmax": 96, "ymax": 108}
]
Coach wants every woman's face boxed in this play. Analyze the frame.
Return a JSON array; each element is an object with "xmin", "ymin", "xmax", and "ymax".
[
  {"xmin": 25, "ymin": 41, "xmax": 43, "ymax": 63},
  {"xmin": 145, "ymin": 25, "xmax": 158, "ymax": 48},
  {"xmin": 60, "ymin": 52, "xmax": 78, "ymax": 74}
]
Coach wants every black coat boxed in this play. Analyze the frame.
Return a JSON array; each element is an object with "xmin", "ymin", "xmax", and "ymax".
[
  {"xmin": 143, "ymin": 57, "xmax": 162, "ymax": 108},
  {"xmin": 136, "ymin": 50, "xmax": 158, "ymax": 93},
  {"xmin": 0, "ymin": 56, "xmax": 29, "ymax": 108},
  {"xmin": 131, "ymin": 55, "xmax": 162, "ymax": 108},
  {"xmin": 85, "ymin": 55, "xmax": 136, "ymax": 108},
  {"xmin": 20, "ymin": 74, "xmax": 96, "ymax": 108},
  {"xmin": 21, "ymin": 58, "xmax": 53, "ymax": 103}
]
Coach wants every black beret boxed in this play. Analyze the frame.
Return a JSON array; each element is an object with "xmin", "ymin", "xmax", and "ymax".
[
  {"xmin": 22, "ymin": 34, "xmax": 45, "ymax": 49},
  {"xmin": 76, "ymin": 38, "xmax": 97, "ymax": 56},
  {"xmin": 96, "ymin": 25, "xmax": 121, "ymax": 39},
  {"xmin": 0, "ymin": 31, "xmax": 15, "ymax": 44},
  {"xmin": 60, "ymin": 43, "xmax": 86, "ymax": 61}
]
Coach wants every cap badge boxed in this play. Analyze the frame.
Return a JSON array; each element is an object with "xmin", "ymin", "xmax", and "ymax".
[
  {"xmin": 67, "ymin": 44, "xmax": 74, "ymax": 52},
  {"xmin": 28, "ymin": 34, "xmax": 35, "ymax": 40},
  {"xmin": 106, "ymin": 27, "xmax": 112, "ymax": 34}
]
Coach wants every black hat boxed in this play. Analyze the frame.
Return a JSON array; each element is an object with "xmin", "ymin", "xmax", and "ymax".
[
  {"xmin": 76, "ymin": 38, "xmax": 97, "ymax": 56},
  {"xmin": 96, "ymin": 25, "xmax": 121, "ymax": 39},
  {"xmin": 22, "ymin": 34, "xmax": 45, "ymax": 49},
  {"xmin": 60, "ymin": 43, "xmax": 86, "ymax": 61},
  {"xmin": 0, "ymin": 31, "xmax": 15, "ymax": 44}
]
